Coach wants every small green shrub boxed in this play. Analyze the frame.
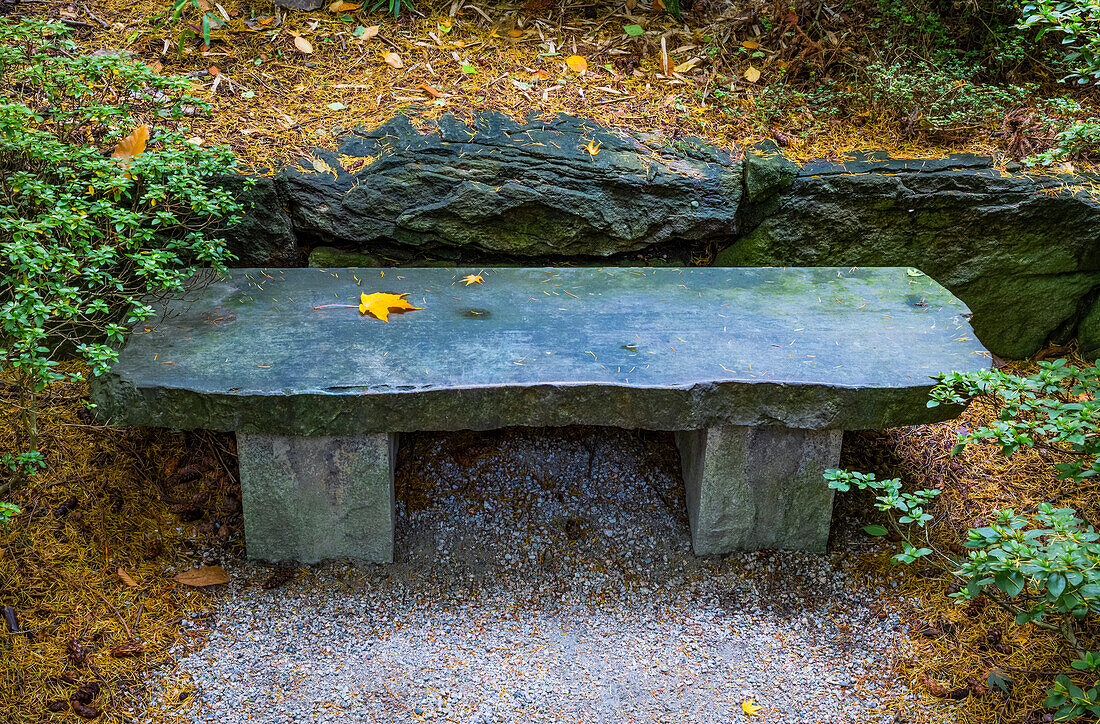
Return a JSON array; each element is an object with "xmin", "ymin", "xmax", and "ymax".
[
  {"xmin": 1026, "ymin": 117, "xmax": 1100, "ymax": 166},
  {"xmin": 860, "ymin": 62, "xmax": 1031, "ymax": 132},
  {"xmin": 170, "ymin": 0, "xmax": 224, "ymax": 47},
  {"xmin": 1018, "ymin": 0, "xmax": 1100, "ymax": 85},
  {"xmin": 0, "ymin": 18, "xmax": 242, "ymax": 466},
  {"xmin": 829, "ymin": 359, "xmax": 1100, "ymax": 719}
]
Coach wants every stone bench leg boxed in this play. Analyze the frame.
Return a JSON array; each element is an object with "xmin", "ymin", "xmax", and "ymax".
[
  {"xmin": 237, "ymin": 433, "xmax": 396, "ymax": 564},
  {"xmin": 675, "ymin": 426, "xmax": 842, "ymax": 555}
]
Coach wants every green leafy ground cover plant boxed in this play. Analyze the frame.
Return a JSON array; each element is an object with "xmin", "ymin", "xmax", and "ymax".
[
  {"xmin": 1018, "ymin": 0, "xmax": 1100, "ymax": 85},
  {"xmin": 0, "ymin": 17, "xmax": 242, "ymax": 478},
  {"xmin": 829, "ymin": 359, "xmax": 1100, "ymax": 720}
]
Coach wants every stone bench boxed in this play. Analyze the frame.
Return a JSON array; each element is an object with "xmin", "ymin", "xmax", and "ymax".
[{"xmin": 90, "ymin": 267, "xmax": 989, "ymax": 563}]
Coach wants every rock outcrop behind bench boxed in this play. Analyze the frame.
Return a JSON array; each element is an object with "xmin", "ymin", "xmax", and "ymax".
[
  {"xmin": 224, "ymin": 113, "xmax": 1100, "ymax": 360},
  {"xmin": 283, "ymin": 113, "xmax": 749, "ymax": 258},
  {"xmin": 716, "ymin": 155, "xmax": 1100, "ymax": 360}
]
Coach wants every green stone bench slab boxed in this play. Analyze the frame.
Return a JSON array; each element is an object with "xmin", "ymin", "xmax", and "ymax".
[{"xmin": 91, "ymin": 267, "xmax": 989, "ymax": 563}]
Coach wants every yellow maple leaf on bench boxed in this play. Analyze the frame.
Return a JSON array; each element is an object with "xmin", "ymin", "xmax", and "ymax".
[
  {"xmin": 314, "ymin": 291, "xmax": 423, "ymax": 321},
  {"xmin": 358, "ymin": 292, "xmax": 422, "ymax": 322}
]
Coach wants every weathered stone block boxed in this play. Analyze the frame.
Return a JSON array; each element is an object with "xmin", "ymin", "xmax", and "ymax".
[
  {"xmin": 676, "ymin": 426, "xmax": 842, "ymax": 554},
  {"xmin": 216, "ymin": 174, "xmax": 298, "ymax": 267},
  {"xmin": 237, "ymin": 433, "xmax": 396, "ymax": 563},
  {"xmin": 90, "ymin": 267, "xmax": 987, "ymax": 436}
]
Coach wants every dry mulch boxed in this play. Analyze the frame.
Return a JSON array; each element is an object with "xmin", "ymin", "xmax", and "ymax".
[{"xmin": 14, "ymin": 0, "xmax": 1049, "ymax": 174}]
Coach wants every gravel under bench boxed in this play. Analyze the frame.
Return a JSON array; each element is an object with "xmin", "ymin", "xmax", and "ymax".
[{"xmin": 138, "ymin": 426, "xmax": 939, "ymax": 724}]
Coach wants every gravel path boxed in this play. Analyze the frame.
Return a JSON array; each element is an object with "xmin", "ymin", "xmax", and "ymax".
[{"xmin": 139, "ymin": 427, "xmax": 937, "ymax": 724}]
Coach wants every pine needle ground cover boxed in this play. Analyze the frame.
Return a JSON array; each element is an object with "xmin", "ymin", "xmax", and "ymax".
[
  {"xmin": 0, "ymin": 366, "xmax": 243, "ymax": 723},
  {"xmin": 840, "ymin": 352, "xmax": 1100, "ymax": 724},
  {"xmin": 12, "ymin": 0, "xmax": 1099, "ymax": 174}
]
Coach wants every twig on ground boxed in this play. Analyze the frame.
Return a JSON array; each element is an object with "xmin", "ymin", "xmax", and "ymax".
[{"xmin": 80, "ymin": 3, "xmax": 111, "ymax": 28}]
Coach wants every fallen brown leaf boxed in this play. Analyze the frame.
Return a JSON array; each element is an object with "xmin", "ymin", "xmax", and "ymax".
[
  {"xmin": 117, "ymin": 567, "xmax": 138, "ymax": 588},
  {"xmin": 293, "ymin": 36, "xmax": 313, "ymax": 54},
  {"xmin": 111, "ymin": 125, "xmax": 149, "ymax": 160},
  {"xmin": 659, "ymin": 37, "xmax": 671, "ymax": 75},
  {"xmin": 110, "ymin": 640, "xmax": 146, "ymax": 658},
  {"xmin": 173, "ymin": 565, "xmax": 230, "ymax": 587}
]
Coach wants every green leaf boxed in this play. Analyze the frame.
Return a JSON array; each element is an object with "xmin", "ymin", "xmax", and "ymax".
[
  {"xmin": 1047, "ymin": 572, "xmax": 1067, "ymax": 598},
  {"xmin": 241, "ymin": 90, "xmax": 256, "ymax": 99},
  {"xmin": 624, "ymin": 24, "xmax": 644, "ymax": 36},
  {"xmin": 461, "ymin": 65, "xmax": 477, "ymax": 74},
  {"xmin": 327, "ymin": 102, "xmax": 347, "ymax": 111},
  {"xmin": 862, "ymin": 525, "xmax": 889, "ymax": 536},
  {"xmin": 986, "ymin": 668, "xmax": 1012, "ymax": 694}
]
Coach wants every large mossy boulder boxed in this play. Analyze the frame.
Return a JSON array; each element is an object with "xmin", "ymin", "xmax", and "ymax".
[
  {"xmin": 716, "ymin": 154, "xmax": 1100, "ymax": 360},
  {"xmin": 279, "ymin": 112, "xmax": 748, "ymax": 258}
]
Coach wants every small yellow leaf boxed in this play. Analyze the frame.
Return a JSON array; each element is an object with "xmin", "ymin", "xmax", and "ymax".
[
  {"xmin": 673, "ymin": 59, "xmax": 698, "ymax": 73},
  {"xmin": 420, "ymin": 83, "xmax": 443, "ymax": 98},
  {"xmin": 742, "ymin": 40, "xmax": 760, "ymax": 49},
  {"xmin": 173, "ymin": 565, "xmax": 229, "ymax": 587},
  {"xmin": 531, "ymin": 70, "xmax": 552, "ymax": 81},
  {"xmin": 363, "ymin": 25, "xmax": 379, "ymax": 39},
  {"xmin": 117, "ymin": 568, "xmax": 138, "ymax": 588},
  {"xmin": 565, "ymin": 54, "xmax": 587, "ymax": 74},
  {"xmin": 654, "ymin": 0, "xmax": 666, "ymax": 9},
  {"xmin": 744, "ymin": 65, "xmax": 761, "ymax": 83},
  {"xmin": 111, "ymin": 125, "xmax": 149, "ymax": 160},
  {"xmin": 329, "ymin": 0, "xmax": 361, "ymax": 10},
  {"xmin": 581, "ymin": 140, "xmax": 600, "ymax": 156},
  {"xmin": 741, "ymin": 700, "xmax": 764, "ymax": 717},
  {"xmin": 461, "ymin": 274, "xmax": 483, "ymax": 286},
  {"xmin": 507, "ymin": 28, "xmax": 524, "ymax": 37},
  {"xmin": 359, "ymin": 292, "xmax": 423, "ymax": 322},
  {"xmin": 294, "ymin": 35, "xmax": 313, "ymax": 54},
  {"xmin": 384, "ymin": 51, "xmax": 403, "ymax": 68}
]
